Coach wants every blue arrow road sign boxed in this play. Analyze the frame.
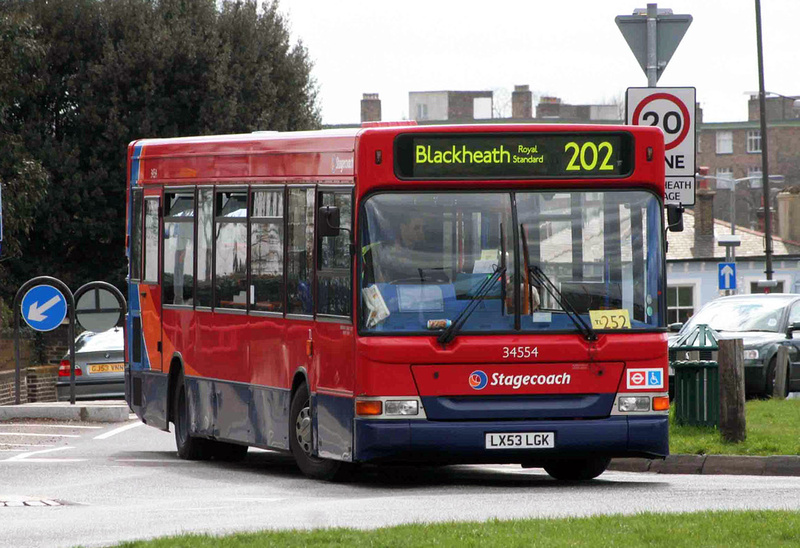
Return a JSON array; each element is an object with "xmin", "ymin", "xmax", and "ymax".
[
  {"xmin": 21, "ymin": 284, "xmax": 67, "ymax": 332},
  {"xmin": 718, "ymin": 262, "xmax": 737, "ymax": 291}
]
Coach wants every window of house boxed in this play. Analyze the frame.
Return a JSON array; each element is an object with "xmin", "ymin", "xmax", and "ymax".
[
  {"xmin": 143, "ymin": 197, "xmax": 160, "ymax": 284},
  {"xmin": 250, "ymin": 189, "xmax": 284, "ymax": 313},
  {"xmin": 746, "ymin": 130, "xmax": 761, "ymax": 153},
  {"xmin": 163, "ymin": 192, "xmax": 195, "ymax": 306},
  {"xmin": 715, "ymin": 167, "xmax": 733, "ymax": 189},
  {"xmin": 196, "ymin": 189, "xmax": 214, "ymax": 307},
  {"xmin": 416, "ymin": 103, "xmax": 428, "ymax": 121},
  {"xmin": 716, "ymin": 130, "xmax": 733, "ymax": 154},
  {"xmin": 317, "ymin": 190, "xmax": 352, "ymax": 317},
  {"xmin": 286, "ymin": 187, "xmax": 315, "ymax": 315},
  {"xmin": 747, "ymin": 167, "xmax": 763, "ymax": 188},
  {"xmin": 750, "ymin": 281, "xmax": 784, "ymax": 294},
  {"xmin": 214, "ymin": 190, "xmax": 248, "ymax": 310},
  {"xmin": 667, "ymin": 286, "xmax": 694, "ymax": 324},
  {"xmin": 130, "ymin": 190, "xmax": 143, "ymax": 280}
]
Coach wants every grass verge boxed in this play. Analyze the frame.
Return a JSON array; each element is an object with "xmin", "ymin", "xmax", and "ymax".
[
  {"xmin": 670, "ymin": 398, "xmax": 800, "ymax": 455},
  {"xmin": 111, "ymin": 510, "xmax": 800, "ymax": 548}
]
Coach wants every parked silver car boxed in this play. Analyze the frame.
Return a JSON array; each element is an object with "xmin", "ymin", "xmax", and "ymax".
[{"xmin": 56, "ymin": 328, "xmax": 125, "ymax": 401}]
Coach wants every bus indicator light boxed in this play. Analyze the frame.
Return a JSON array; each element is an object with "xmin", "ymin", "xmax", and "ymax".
[
  {"xmin": 652, "ymin": 396, "xmax": 670, "ymax": 411},
  {"xmin": 355, "ymin": 400, "xmax": 382, "ymax": 416}
]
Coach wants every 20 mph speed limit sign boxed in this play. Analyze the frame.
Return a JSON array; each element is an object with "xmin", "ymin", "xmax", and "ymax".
[{"xmin": 627, "ymin": 87, "xmax": 696, "ymax": 205}]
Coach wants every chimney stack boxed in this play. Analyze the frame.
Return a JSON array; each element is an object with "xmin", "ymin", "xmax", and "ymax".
[
  {"xmin": 361, "ymin": 93, "xmax": 381, "ymax": 123},
  {"xmin": 692, "ymin": 185, "xmax": 716, "ymax": 257},
  {"xmin": 512, "ymin": 85, "xmax": 533, "ymax": 119}
]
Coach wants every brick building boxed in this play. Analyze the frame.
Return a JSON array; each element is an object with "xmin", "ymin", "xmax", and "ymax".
[{"xmin": 696, "ymin": 94, "xmax": 800, "ymax": 233}]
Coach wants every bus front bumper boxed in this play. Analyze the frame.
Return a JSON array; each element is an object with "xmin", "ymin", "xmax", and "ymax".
[{"xmin": 353, "ymin": 415, "xmax": 668, "ymax": 464}]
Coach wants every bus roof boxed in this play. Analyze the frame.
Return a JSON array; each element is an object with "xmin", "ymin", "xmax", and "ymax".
[{"xmin": 128, "ymin": 124, "xmax": 664, "ymax": 189}]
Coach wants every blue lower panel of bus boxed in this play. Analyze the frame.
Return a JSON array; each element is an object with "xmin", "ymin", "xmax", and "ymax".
[{"xmin": 354, "ymin": 415, "xmax": 668, "ymax": 464}]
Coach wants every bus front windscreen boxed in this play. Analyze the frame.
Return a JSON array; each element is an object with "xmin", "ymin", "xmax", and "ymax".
[{"xmin": 359, "ymin": 191, "xmax": 664, "ymax": 335}]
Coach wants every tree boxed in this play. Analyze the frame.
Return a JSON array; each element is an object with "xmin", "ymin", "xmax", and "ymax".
[
  {"xmin": 0, "ymin": 0, "xmax": 320, "ymax": 303},
  {"xmin": 0, "ymin": 6, "xmax": 49, "ymax": 317}
]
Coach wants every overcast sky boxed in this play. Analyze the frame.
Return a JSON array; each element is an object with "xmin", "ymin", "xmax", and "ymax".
[{"xmin": 280, "ymin": 0, "xmax": 798, "ymax": 125}]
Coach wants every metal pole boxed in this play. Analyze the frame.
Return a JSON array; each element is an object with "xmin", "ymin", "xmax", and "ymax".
[
  {"xmin": 731, "ymin": 183, "xmax": 737, "ymax": 263},
  {"xmin": 755, "ymin": 0, "xmax": 773, "ymax": 280},
  {"xmin": 647, "ymin": 3, "xmax": 658, "ymax": 87}
]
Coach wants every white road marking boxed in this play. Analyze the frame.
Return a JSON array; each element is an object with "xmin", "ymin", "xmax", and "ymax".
[
  {"xmin": 5, "ymin": 446, "xmax": 86, "ymax": 463},
  {"xmin": 0, "ymin": 424, "xmax": 103, "ymax": 430},
  {"xmin": 93, "ymin": 421, "xmax": 143, "ymax": 440},
  {"xmin": 0, "ymin": 432, "xmax": 80, "ymax": 438}
]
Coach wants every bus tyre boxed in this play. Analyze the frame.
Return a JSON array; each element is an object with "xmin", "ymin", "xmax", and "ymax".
[
  {"xmin": 543, "ymin": 457, "xmax": 610, "ymax": 481},
  {"xmin": 289, "ymin": 384, "xmax": 349, "ymax": 481},
  {"xmin": 173, "ymin": 371, "xmax": 212, "ymax": 461}
]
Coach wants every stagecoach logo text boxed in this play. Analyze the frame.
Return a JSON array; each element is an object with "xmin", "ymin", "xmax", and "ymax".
[
  {"xmin": 470, "ymin": 371, "xmax": 572, "ymax": 390},
  {"xmin": 331, "ymin": 155, "xmax": 354, "ymax": 173}
]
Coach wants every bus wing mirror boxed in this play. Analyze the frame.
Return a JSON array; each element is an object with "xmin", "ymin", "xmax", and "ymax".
[
  {"xmin": 318, "ymin": 205, "xmax": 341, "ymax": 238},
  {"xmin": 666, "ymin": 205, "xmax": 684, "ymax": 232}
]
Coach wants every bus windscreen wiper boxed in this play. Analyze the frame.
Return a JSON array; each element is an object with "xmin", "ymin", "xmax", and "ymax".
[
  {"xmin": 521, "ymin": 223, "xmax": 597, "ymax": 342},
  {"xmin": 437, "ymin": 265, "xmax": 506, "ymax": 345}
]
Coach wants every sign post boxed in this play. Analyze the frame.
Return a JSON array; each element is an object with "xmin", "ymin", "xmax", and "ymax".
[{"xmin": 627, "ymin": 87, "xmax": 696, "ymax": 206}]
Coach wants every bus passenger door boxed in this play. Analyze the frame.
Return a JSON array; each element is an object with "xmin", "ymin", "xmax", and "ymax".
[
  {"xmin": 313, "ymin": 188, "xmax": 356, "ymax": 462},
  {"xmin": 139, "ymin": 189, "xmax": 167, "ymax": 428}
]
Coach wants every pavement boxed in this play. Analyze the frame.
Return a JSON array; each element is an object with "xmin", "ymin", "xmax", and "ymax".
[
  {"xmin": 0, "ymin": 400, "xmax": 131, "ymax": 422},
  {"xmin": 0, "ymin": 401, "xmax": 798, "ymax": 476}
]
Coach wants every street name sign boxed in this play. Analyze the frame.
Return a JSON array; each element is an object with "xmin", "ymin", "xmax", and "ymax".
[
  {"xmin": 718, "ymin": 262, "xmax": 737, "ymax": 291},
  {"xmin": 627, "ymin": 87, "xmax": 696, "ymax": 206},
  {"xmin": 21, "ymin": 284, "xmax": 68, "ymax": 332}
]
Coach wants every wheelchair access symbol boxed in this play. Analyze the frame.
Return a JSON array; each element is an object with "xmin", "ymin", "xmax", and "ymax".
[{"xmin": 627, "ymin": 368, "xmax": 664, "ymax": 389}]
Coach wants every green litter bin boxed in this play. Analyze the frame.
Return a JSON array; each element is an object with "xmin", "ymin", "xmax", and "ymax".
[{"xmin": 669, "ymin": 324, "xmax": 720, "ymax": 427}]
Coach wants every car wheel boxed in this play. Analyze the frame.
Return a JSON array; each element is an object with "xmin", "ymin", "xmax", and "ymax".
[
  {"xmin": 289, "ymin": 383, "xmax": 350, "ymax": 481},
  {"xmin": 173, "ymin": 370, "xmax": 212, "ymax": 460},
  {"xmin": 765, "ymin": 356, "xmax": 789, "ymax": 398},
  {"xmin": 542, "ymin": 457, "xmax": 610, "ymax": 481}
]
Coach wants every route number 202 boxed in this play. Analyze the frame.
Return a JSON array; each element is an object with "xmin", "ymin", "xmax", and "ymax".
[
  {"xmin": 564, "ymin": 141, "xmax": 614, "ymax": 171},
  {"xmin": 502, "ymin": 346, "xmax": 539, "ymax": 359}
]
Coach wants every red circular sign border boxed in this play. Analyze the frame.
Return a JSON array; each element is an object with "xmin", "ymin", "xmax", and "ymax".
[{"xmin": 631, "ymin": 92, "xmax": 691, "ymax": 151}]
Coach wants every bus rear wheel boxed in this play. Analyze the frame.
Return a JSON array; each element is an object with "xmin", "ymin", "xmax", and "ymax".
[
  {"xmin": 289, "ymin": 384, "xmax": 349, "ymax": 481},
  {"xmin": 542, "ymin": 457, "xmax": 610, "ymax": 481},
  {"xmin": 173, "ymin": 371, "xmax": 212, "ymax": 460}
]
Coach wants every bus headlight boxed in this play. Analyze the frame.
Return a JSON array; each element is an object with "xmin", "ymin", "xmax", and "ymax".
[
  {"xmin": 385, "ymin": 400, "xmax": 419, "ymax": 416},
  {"xmin": 618, "ymin": 396, "xmax": 650, "ymax": 412}
]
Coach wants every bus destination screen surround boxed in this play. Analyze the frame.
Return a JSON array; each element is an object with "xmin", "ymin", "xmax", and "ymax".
[{"xmin": 395, "ymin": 133, "xmax": 633, "ymax": 179}]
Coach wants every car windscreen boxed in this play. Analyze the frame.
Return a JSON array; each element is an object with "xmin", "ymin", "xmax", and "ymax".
[{"xmin": 684, "ymin": 298, "xmax": 791, "ymax": 333}]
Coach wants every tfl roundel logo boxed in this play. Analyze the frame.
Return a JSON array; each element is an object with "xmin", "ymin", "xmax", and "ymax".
[{"xmin": 469, "ymin": 370, "xmax": 488, "ymax": 390}]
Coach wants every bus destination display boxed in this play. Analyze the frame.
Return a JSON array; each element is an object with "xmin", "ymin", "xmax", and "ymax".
[{"xmin": 395, "ymin": 133, "xmax": 633, "ymax": 179}]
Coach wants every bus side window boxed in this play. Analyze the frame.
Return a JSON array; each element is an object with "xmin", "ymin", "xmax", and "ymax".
[
  {"xmin": 130, "ymin": 190, "xmax": 143, "ymax": 280},
  {"xmin": 287, "ymin": 187, "xmax": 315, "ymax": 315},
  {"xmin": 143, "ymin": 197, "xmax": 160, "ymax": 284},
  {"xmin": 250, "ymin": 189, "xmax": 284, "ymax": 313},
  {"xmin": 317, "ymin": 191, "xmax": 352, "ymax": 317},
  {"xmin": 163, "ymin": 191, "xmax": 195, "ymax": 306}
]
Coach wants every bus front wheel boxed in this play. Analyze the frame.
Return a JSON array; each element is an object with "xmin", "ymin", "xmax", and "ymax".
[
  {"xmin": 542, "ymin": 457, "xmax": 610, "ymax": 481},
  {"xmin": 289, "ymin": 384, "xmax": 349, "ymax": 481}
]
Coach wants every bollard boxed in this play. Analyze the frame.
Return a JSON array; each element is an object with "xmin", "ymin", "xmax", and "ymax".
[{"xmin": 718, "ymin": 339, "xmax": 746, "ymax": 443}]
